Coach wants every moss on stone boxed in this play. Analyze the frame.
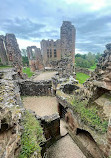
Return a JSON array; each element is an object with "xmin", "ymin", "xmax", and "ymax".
[
  {"xmin": 71, "ymin": 96, "xmax": 108, "ymax": 133},
  {"xmin": 19, "ymin": 111, "xmax": 45, "ymax": 158}
]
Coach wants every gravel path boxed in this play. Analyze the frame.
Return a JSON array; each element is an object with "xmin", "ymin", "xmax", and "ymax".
[
  {"xmin": 33, "ymin": 71, "xmax": 57, "ymax": 81},
  {"xmin": 47, "ymin": 135, "xmax": 86, "ymax": 158},
  {"xmin": 23, "ymin": 96, "xmax": 58, "ymax": 116},
  {"xmin": 60, "ymin": 119, "xmax": 68, "ymax": 136}
]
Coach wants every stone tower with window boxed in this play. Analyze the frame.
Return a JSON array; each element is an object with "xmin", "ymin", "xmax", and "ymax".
[
  {"xmin": 41, "ymin": 21, "xmax": 75, "ymax": 67},
  {"xmin": 41, "ymin": 21, "xmax": 76, "ymax": 77},
  {"xmin": 60, "ymin": 21, "xmax": 75, "ymax": 64}
]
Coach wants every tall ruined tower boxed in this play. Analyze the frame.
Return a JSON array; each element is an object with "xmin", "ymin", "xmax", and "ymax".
[
  {"xmin": 5, "ymin": 34, "xmax": 22, "ymax": 67},
  {"xmin": 0, "ymin": 35, "xmax": 8, "ymax": 65},
  {"xmin": 60, "ymin": 21, "xmax": 76, "ymax": 64}
]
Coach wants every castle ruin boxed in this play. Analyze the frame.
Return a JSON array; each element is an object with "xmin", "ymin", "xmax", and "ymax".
[
  {"xmin": 0, "ymin": 34, "xmax": 22, "ymax": 72},
  {"xmin": 27, "ymin": 46, "xmax": 44, "ymax": 71},
  {"xmin": 27, "ymin": 21, "xmax": 76, "ymax": 77}
]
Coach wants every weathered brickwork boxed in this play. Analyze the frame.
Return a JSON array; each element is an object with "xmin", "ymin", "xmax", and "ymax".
[
  {"xmin": 60, "ymin": 21, "xmax": 75, "ymax": 64},
  {"xmin": 19, "ymin": 80, "xmax": 52, "ymax": 96},
  {"xmin": 41, "ymin": 21, "xmax": 76, "ymax": 77},
  {"xmin": 0, "ymin": 35, "xmax": 8, "ymax": 65},
  {"xmin": 41, "ymin": 39, "xmax": 61, "ymax": 66},
  {"xmin": 0, "ymin": 68, "xmax": 22, "ymax": 158},
  {"xmin": 55, "ymin": 43, "xmax": 111, "ymax": 157},
  {"xmin": 0, "ymin": 34, "xmax": 22, "ymax": 73},
  {"xmin": 27, "ymin": 46, "xmax": 44, "ymax": 71}
]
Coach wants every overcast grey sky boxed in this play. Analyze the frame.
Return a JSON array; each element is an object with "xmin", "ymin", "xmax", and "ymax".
[{"xmin": 0, "ymin": 0, "xmax": 111, "ymax": 54}]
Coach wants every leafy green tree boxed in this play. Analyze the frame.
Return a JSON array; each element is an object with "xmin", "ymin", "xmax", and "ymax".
[
  {"xmin": 22, "ymin": 56, "xmax": 29, "ymax": 67},
  {"xmin": 75, "ymin": 52, "xmax": 102, "ymax": 69}
]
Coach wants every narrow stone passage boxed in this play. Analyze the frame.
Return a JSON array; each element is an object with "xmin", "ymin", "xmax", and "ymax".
[
  {"xmin": 47, "ymin": 119, "xmax": 86, "ymax": 158},
  {"xmin": 23, "ymin": 96, "xmax": 86, "ymax": 158},
  {"xmin": 47, "ymin": 135, "xmax": 86, "ymax": 158}
]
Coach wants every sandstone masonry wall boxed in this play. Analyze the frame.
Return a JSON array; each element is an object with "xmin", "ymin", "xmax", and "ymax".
[
  {"xmin": 19, "ymin": 80, "xmax": 52, "ymax": 96},
  {"xmin": 40, "ymin": 21, "xmax": 76, "ymax": 77},
  {"xmin": 27, "ymin": 46, "xmax": 44, "ymax": 71},
  {"xmin": 0, "ymin": 68, "xmax": 22, "ymax": 158},
  {"xmin": 0, "ymin": 34, "xmax": 22, "ymax": 67}
]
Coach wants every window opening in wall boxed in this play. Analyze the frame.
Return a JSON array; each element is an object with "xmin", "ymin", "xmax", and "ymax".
[
  {"xmin": 54, "ymin": 42, "xmax": 56, "ymax": 46},
  {"xmin": 9, "ymin": 53, "xmax": 13, "ymax": 61},
  {"xmin": 54, "ymin": 49, "xmax": 57, "ymax": 57},
  {"xmin": 47, "ymin": 49, "xmax": 49, "ymax": 58},
  {"xmin": 50, "ymin": 49, "xmax": 52, "ymax": 58}
]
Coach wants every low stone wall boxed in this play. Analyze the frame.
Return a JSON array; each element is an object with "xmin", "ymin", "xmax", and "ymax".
[
  {"xmin": 75, "ymin": 67, "xmax": 92, "ymax": 76},
  {"xmin": 29, "ymin": 111, "xmax": 60, "ymax": 157},
  {"xmin": 19, "ymin": 80, "xmax": 52, "ymax": 96},
  {"xmin": 40, "ymin": 114, "xmax": 60, "ymax": 140}
]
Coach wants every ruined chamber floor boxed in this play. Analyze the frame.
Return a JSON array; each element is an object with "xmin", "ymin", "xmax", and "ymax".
[
  {"xmin": 47, "ymin": 134, "xmax": 86, "ymax": 158},
  {"xmin": 22, "ymin": 96, "xmax": 58, "ymax": 116}
]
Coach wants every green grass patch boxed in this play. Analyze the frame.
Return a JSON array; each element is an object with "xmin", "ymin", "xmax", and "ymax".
[
  {"xmin": 19, "ymin": 111, "xmax": 45, "ymax": 158},
  {"xmin": 88, "ymin": 64, "xmax": 96, "ymax": 71},
  {"xmin": 22, "ymin": 67, "xmax": 34, "ymax": 78},
  {"xmin": 76, "ymin": 72, "xmax": 90, "ymax": 84},
  {"xmin": 71, "ymin": 97, "xmax": 108, "ymax": 133},
  {"xmin": 0, "ymin": 65, "xmax": 12, "ymax": 69}
]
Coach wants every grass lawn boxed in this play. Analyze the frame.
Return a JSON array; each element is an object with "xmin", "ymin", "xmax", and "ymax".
[
  {"xmin": 76, "ymin": 72, "xmax": 90, "ymax": 84},
  {"xmin": 88, "ymin": 64, "xmax": 96, "ymax": 71},
  {"xmin": 0, "ymin": 65, "xmax": 12, "ymax": 69},
  {"xmin": 22, "ymin": 67, "xmax": 34, "ymax": 78}
]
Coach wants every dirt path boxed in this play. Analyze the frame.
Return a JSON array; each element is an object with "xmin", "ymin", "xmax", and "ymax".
[
  {"xmin": 23, "ymin": 96, "xmax": 58, "ymax": 116},
  {"xmin": 33, "ymin": 71, "xmax": 57, "ymax": 81},
  {"xmin": 47, "ymin": 119, "xmax": 86, "ymax": 158}
]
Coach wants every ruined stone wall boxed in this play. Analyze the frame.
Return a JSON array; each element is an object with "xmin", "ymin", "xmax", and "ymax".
[
  {"xmin": 0, "ymin": 68, "xmax": 22, "ymax": 158},
  {"xmin": 27, "ymin": 46, "xmax": 44, "ymax": 71},
  {"xmin": 0, "ymin": 33, "xmax": 22, "ymax": 75},
  {"xmin": 55, "ymin": 43, "xmax": 111, "ymax": 157},
  {"xmin": 60, "ymin": 21, "xmax": 75, "ymax": 64},
  {"xmin": 0, "ymin": 35, "xmax": 8, "ymax": 65},
  {"xmin": 41, "ymin": 39, "xmax": 61, "ymax": 66},
  {"xmin": 83, "ymin": 43, "xmax": 111, "ymax": 102},
  {"xmin": 56, "ymin": 95, "xmax": 107, "ymax": 158},
  {"xmin": 40, "ymin": 114, "xmax": 60, "ymax": 140},
  {"xmin": 5, "ymin": 34, "xmax": 22, "ymax": 67},
  {"xmin": 19, "ymin": 80, "xmax": 52, "ymax": 96},
  {"xmin": 41, "ymin": 21, "xmax": 76, "ymax": 77}
]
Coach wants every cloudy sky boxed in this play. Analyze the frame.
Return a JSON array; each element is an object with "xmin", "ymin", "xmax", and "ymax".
[{"xmin": 0, "ymin": 0, "xmax": 111, "ymax": 54}]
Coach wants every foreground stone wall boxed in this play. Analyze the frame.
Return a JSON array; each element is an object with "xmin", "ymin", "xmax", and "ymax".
[
  {"xmin": 55, "ymin": 44, "xmax": 111, "ymax": 157},
  {"xmin": 57, "ymin": 95, "xmax": 106, "ymax": 158},
  {"xmin": 84, "ymin": 43, "xmax": 111, "ymax": 102},
  {"xmin": 38, "ymin": 114, "xmax": 60, "ymax": 141},
  {"xmin": 0, "ymin": 69, "xmax": 22, "ymax": 158}
]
